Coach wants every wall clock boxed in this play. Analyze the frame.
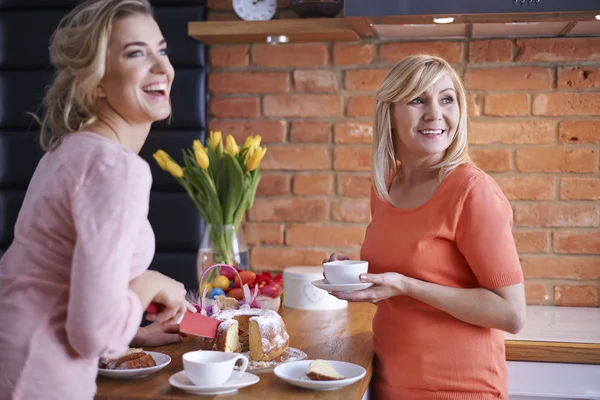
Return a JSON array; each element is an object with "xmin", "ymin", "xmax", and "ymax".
[{"xmin": 233, "ymin": 0, "xmax": 277, "ymax": 21}]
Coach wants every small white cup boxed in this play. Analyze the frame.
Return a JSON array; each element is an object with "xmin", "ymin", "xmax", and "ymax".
[
  {"xmin": 323, "ymin": 260, "xmax": 368, "ymax": 284},
  {"xmin": 182, "ymin": 350, "xmax": 249, "ymax": 386}
]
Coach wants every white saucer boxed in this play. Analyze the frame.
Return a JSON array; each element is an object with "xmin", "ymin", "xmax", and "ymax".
[
  {"xmin": 97, "ymin": 351, "xmax": 171, "ymax": 379},
  {"xmin": 312, "ymin": 279, "xmax": 373, "ymax": 292},
  {"xmin": 274, "ymin": 360, "xmax": 366, "ymax": 391},
  {"xmin": 169, "ymin": 370, "xmax": 260, "ymax": 395}
]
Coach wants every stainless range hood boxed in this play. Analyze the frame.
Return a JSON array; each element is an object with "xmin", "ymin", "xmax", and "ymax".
[{"xmin": 344, "ymin": 0, "xmax": 600, "ymax": 39}]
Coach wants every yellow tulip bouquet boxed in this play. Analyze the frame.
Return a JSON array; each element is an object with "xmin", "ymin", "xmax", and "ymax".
[{"xmin": 153, "ymin": 131, "xmax": 266, "ymax": 277}]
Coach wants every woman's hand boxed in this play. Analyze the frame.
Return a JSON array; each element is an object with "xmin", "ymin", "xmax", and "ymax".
[
  {"xmin": 130, "ymin": 270, "xmax": 196, "ymax": 324},
  {"xmin": 330, "ymin": 272, "xmax": 409, "ymax": 303},
  {"xmin": 131, "ymin": 321, "xmax": 184, "ymax": 347},
  {"xmin": 322, "ymin": 253, "xmax": 350, "ymax": 264}
]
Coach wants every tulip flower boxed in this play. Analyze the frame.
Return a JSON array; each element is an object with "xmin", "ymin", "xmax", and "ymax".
[
  {"xmin": 153, "ymin": 150, "xmax": 169, "ymax": 170},
  {"xmin": 193, "ymin": 140, "xmax": 210, "ymax": 169},
  {"xmin": 246, "ymin": 146, "xmax": 267, "ymax": 171},
  {"xmin": 209, "ymin": 130, "xmax": 223, "ymax": 154},
  {"xmin": 165, "ymin": 159, "xmax": 184, "ymax": 178},
  {"xmin": 225, "ymin": 134, "xmax": 239, "ymax": 157}
]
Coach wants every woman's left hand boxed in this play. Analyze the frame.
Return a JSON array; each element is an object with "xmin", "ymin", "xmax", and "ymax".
[
  {"xmin": 330, "ymin": 272, "xmax": 409, "ymax": 303},
  {"xmin": 130, "ymin": 321, "xmax": 184, "ymax": 347}
]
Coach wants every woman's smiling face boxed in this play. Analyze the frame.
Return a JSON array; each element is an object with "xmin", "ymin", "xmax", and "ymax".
[
  {"xmin": 97, "ymin": 13, "xmax": 174, "ymax": 124},
  {"xmin": 391, "ymin": 72, "xmax": 459, "ymax": 160}
]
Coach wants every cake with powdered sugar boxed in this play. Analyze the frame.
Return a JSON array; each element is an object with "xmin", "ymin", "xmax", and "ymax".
[{"xmin": 212, "ymin": 305, "xmax": 290, "ymax": 362}]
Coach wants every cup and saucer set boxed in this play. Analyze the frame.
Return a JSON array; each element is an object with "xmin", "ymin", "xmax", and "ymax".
[
  {"xmin": 168, "ymin": 351, "xmax": 260, "ymax": 395},
  {"xmin": 312, "ymin": 260, "xmax": 373, "ymax": 292}
]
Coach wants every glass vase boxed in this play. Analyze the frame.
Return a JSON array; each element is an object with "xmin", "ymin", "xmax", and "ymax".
[{"xmin": 197, "ymin": 224, "xmax": 249, "ymax": 286}]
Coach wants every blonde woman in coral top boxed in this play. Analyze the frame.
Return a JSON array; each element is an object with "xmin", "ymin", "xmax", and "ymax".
[
  {"xmin": 325, "ymin": 54, "xmax": 526, "ymax": 400},
  {"xmin": 0, "ymin": 1, "xmax": 196, "ymax": 399}
]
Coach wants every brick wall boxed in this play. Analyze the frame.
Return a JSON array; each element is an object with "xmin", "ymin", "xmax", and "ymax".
[{"xmin": 205, "ymin": 10, "xmax": 600, "ymax": 307}]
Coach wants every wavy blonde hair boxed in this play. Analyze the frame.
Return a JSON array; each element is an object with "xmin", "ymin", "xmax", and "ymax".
[
  {"xmin": 38, "ymin": 0, "xmax": 153, "ymax": 151},
  {"xmin": 372, "ymin": 54, "xmax": 470, "ymax": 203}
]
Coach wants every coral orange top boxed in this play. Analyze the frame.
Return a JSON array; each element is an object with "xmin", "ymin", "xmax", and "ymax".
[{"xmin": 360, "ymin": 163, "xmax": 524, "ymax": 400}]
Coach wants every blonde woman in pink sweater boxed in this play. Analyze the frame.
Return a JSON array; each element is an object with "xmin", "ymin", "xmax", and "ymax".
[{"xmin": 0, "ymin": 1, "xmax": 196, "ymax": 398}]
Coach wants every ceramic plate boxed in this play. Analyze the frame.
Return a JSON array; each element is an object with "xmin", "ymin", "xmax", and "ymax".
[
  {"xmin": 312, "ymin": 279, "xmax": 373, "ymax": 292},
  {"xmin": 169, "ymin": 371, "xmax": 260, "ymax": 395},
  {"xmin": 97, "ymin": 351, "xmax": 171, "ymax": 379},
  {"xmin": 274, "ymin": 360, "xmax": 366, "ymax": 391}
]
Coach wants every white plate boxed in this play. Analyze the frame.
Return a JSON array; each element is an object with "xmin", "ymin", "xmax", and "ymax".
[
  {"xmin": 169, "ymin": 370, "xmax": 260, "ymax": 395},
  {"xmin": 274, "ymin": 360, "xmax": 366, "ymax": 391},
  {"xmin": 97, "ymin": 351, "xmax": 171, "ymax": 379},
  {"xmin": 312, "ymin": 279, "xmax": 373, "ymax": 292}
]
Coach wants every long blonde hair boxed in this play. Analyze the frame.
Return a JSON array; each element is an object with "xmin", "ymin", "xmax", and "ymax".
[
  {"xmin": 38, "ymin": 0, "xmax": 153, "ymax": 151},
  {"xmin": 372, "ymin": 54, "xmax": 470, "ymax": 203}
]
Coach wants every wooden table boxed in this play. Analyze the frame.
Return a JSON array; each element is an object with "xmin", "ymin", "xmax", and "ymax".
[{"xmin": 95, "ymin": 303, "xmax": 377, "ymax": 400}]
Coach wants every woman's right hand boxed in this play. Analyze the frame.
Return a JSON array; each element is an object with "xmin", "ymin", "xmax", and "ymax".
[
  {"xmin": 322, "ymin": 253, "xmax": 350, "ymax": 264},
  {"xmin": 129, "ymin": 270, "xmax": 196, "ymax": 324}
]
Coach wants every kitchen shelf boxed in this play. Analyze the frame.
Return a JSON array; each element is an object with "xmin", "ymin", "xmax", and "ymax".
[{"xmin": 188, "ymin": 18, "xmax": 363, "ymax": 45}]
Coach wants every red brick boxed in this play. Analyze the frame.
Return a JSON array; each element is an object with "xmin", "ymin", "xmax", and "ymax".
[
  {"xmin": 290, "ymin": 121, "xmax": 330, "ymax": 143},
  {"xmin": 334, "ymin": 147, "xmax": 372, "ymax": 171},
  {"xmin": 337, "ymin": 175, "xmax": 371, "ymax": 197},
  {"xmin": 467, "ymin": 93, "xmax": 481, "ymax": 117},
  {"xmin": 514, "ymin": 204, "xmax": 599, "ymax": 228},
  {"xmin": 251, "ymin": 247, "xmax": 329, "ymax": 271},
  {"xmin": 465, "ymin": 67, "xmax": 552, "ymax": 91},
  {"xmin": 334, "ymin": 122, "xmax": 373, "ymax": 144},
  {"xmin": 209, "ymin": 97, "xmax": 260, "ymax": 118},
  {"xmin": 346, "ymin": 95, "xmax": 375, "ymax": 117},
  {"xmin": 252, "ymin": 44, "xmax": 329, "ymax": 68},
  {"xmin": 209, "ymin": 72, "xmax": 289, "ymax": 94},
  {"xmin": 286, "ymin": 224, "xmax": 365, "ymax": 247},
  {"xmin": 469, "ymin": 40, "xmax": 513, "ymax": 63},
  {"xmin": 558, "ymin": 121, "xmax": 600, "ymax": 144},
  {"xmin": 560, "ymin": 178, "xmax": 600, "ymax": 200},
  {"xmin": 256, "ymin": 174, "xmax": 290, "ymax": 196},
  {"xmin": 516, "ymin": 38, "xmax": 600, "ymax": 62},
  {"xmin": 553, "ymin": 232, "xmax": 600, "ymax": 254},
  {"xmin": 525, "ymin": 283, "xmax": 551, "ymax": 305},
  {"xmin": 244, "ymin": 223, "xmax": 284, "ymax": 245},
  {"xmin": 533, "ymin": 93, "xmax": 600, "ymax": 116},
  {"xmin": 521, "ymin": 256, "xmax": 600, "ymax": 280},
  {"xmin": 513, "ymin": 231, "xmax": 549, "ymax": 253},
  {"xmin": 484, "ymin": 94, "xmax": 529, "ymax": 116},
  {"xmin": 292, "ymin": 174, "xmax": 331, "ymax": 196},
  {"xmin": 333, "ymin": 43, "xmax": 374, "ymax": 65},
  {"xmin": 554, "ymin": 285, "xmax": 599, "ymax": 307},
  {"xmin": 345, "ymin": 69, "xmax": 388, "ymax": 91},
  {"xmin": 248, "ymin": 198, "xmax": 327, "ymax": 222},
  {"xmin": 469, "ymin": 121, "xmax": 555, "ymax": 145},
  {"xmin": 208, "ymin": 120, "xmax": 287, "ymax": 143},
  {"xmin": 379, "ymin": 42, "xmax": 464, "ymax": 64},
  {"xmin": 515, "ymin": 148, "xmax": 598, "ymax": 173},
  {"xmin": 331, "ymin": 199, "xmax": 371, "ymax": 222},
  {"xmin": 558, "ymin": 67, "xmax": 600, "ymax": 89},
  {"xmin": 494, "ymin": 176, "xmax": 555, "ymax": 200},
  {"xmin": 209, "ymin": 46, "xmax": 249, "ymax": 68},
  {"xmin": 263, "ymin": 95, "xmax": 342, "ymax": 118},
  {"xmin": 293, "ymin": 70, "xmax": 338, "ymax": 93},
  {"xmin": 470, "ymin": 149, "xmax": 510, "ymax": 172},
  {"xmin": 262, "ymin": 145, "xmax": 330, "ymax": 171}
]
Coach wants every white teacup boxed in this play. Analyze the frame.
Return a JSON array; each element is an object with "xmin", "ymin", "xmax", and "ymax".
[
  {"xmin": 182, "ymin": 350, "xmax": 249, "ymax": 386},
  {"xmin": 323, "ymin": 260, "xmax": 368, "ymax": 284}
]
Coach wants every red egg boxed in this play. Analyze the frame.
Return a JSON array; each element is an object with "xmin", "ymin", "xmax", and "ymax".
[{"xmin": 233, "ymin": 270, "xmax": 256, "ymax": 288}]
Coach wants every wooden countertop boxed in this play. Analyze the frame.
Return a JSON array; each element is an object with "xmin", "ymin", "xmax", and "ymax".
[
  {"xmin": 95, "ymin": 303, "xmax": 376, "ymax": 400},
  {"xmin": 95, "ymin": 303, "xmax": 600, "ymax": 399}
]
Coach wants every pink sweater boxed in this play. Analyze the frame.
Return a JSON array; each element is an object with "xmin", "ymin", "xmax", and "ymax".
[{"xmin": 0, "ymin": 132, "xmax": 155, "ymax": 400}]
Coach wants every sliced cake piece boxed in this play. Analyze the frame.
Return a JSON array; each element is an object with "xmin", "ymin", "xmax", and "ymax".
[
  {"xmin": 215, "ymin": 318, "xmax": 242, "ymax": 353},
  {"xmin": 306, "ymin": 359, "xmax": 345, "ymax": 381}
]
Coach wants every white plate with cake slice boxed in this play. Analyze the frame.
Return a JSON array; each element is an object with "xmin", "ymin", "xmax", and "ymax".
[
  {"xmin": 97, "ymin": 351, "xmax": 171, "ymax": 379},
  {"xmin": 274, "ymin": 359, "xmax": 366, "ymax": 391},
  {"xmin": 242, "ymin": 347, "xmax": 308, "ymax": 373}
]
